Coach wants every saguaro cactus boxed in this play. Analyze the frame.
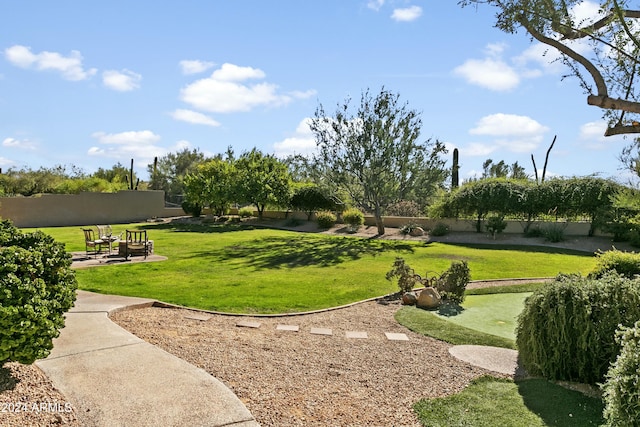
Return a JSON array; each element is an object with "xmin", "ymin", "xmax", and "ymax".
[{"xmin": 452, "ymin": 148, "xmax": 459, "ymax": 189}]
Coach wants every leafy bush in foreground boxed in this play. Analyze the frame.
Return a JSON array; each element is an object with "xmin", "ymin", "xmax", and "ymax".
[
  {"xmin": 0, "ymin": 220, "xmax": 77, "ymax": 364},
  {"xmin": 342, "ymin": 208, "xmax": 365, "ymax": 231},
  {"xmin": 602, "ymin": 321, "xmax": 640, "ymax": 427},
  {"xmin": 516, "ymin": 273, "xmax": 640, "ymax": 385}
]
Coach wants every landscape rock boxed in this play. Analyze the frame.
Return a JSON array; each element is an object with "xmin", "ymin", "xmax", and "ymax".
[
  {"xmin": 401, "ymin": 291, "xmax": 418, "ymax": 305},
  {"xmin": 417, "ymin": 287, "xmax": 441, "ymax": 309},
  {"xmin": 409, "ymin": 227, "xmax": 424, "ymax": 237}
]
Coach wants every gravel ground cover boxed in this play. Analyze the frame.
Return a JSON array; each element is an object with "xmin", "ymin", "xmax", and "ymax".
[{"xmin": 111, "ymin": 300, "xmax": 498, "ymax": 427}]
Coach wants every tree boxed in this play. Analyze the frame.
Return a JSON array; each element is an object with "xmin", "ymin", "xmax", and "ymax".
[
  {"xmin": 183, "ymin": 158, "xmax": 236, "ymax": 216},
  {"xmin": 290, "ymin": 185, "xmax": 337, "ymax": 220},
  {"xmin": 309, "ymin": 87, "xmax": 448, "ymax": 235},
  {"xmin": 146, "ymin": 148, "xmax": 206, "ymax": 201},
  {"xmin": 481, "ymin": 159, "xmax": 528, "ymax": 179},
  {"xmin": 235, "ymin": 148, "xmax": 292, "ymax": 219},
  {"xmin": 460, "ymin": 0, "xmax": 640, "ymax": 136}
]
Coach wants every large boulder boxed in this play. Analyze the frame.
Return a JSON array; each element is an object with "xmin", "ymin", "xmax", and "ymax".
[{"xmin": 417, "ymin": 287, "xmax": 441, "ymax": 309}]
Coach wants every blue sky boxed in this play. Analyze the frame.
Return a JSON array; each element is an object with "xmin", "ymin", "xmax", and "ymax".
[{"xmin": 0, "ymin": 1, "xmax": 633, "ymax": 182}]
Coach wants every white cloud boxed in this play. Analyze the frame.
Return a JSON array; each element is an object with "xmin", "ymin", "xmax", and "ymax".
[
  {"xmin": 102, "ymin": 69, "xmax": 141, "ymax": 91},
  {"xmin": 170, "ymin": 109, "xmax": 221, "ymax": 127},
  {"xmin": 180, "ymin": 62, "xmax": 313, "ymax": 113},
  {"xmin": 470, "ymin": 113, "xmax": 549, "ymax": 153},
  {"xmin": 88, "ymin": 130, "xmax": 164, "ymax": 167},
  {"xmin": 0, "ymin": 156, "xmax": 14, "ymax": 167},
  {"xmin": 2, "ymin": 137, "xmax": 37, "ymax": 150},
  {"xmin": 464, "ymin": 142, "xmax": 498, "ymax": 157},
  {"xmin": 571, "ymin": 1, "xmax": 604, "ymax": 25},
  {"xmin": 367, "ymin": 0, "xmax": 384, "ymax": 11},
  {"xmin": 273, "ymin": 118, "xmax": 317, "ymax": 157},
  {"xmin": 454, "ymin": 58, "xmax": 520, "ymax": 91},
  {"xmin": 391, "ymin": 6, "xmax": 422, "ymax": 22},
  {"xmin": 91, "ymin": 130, "xmax": 160, "ymax": 145},
  {"xmin": 579, "ymin": 120, "xmax": 607, "ymax": 141},
  {"xmin": 4, "ymin": 45, "xmax": 97, "ymax": 81},
  {"xmin": 180, "ymin": 60, "xmax": 215, "ymax": 75}
]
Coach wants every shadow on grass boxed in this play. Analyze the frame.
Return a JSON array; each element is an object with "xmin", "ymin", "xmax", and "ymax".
[
  {"xmin": 440, "ymin": 242, "xmax": 594, "ymax": 257},
  {"xmin": 516, "ymin": 378, "xmax": 604, "ymax": 426},
  {"xmin": 195, "ymin": 234, "xmax": 415, "ymax": 269},
  {"xmin": 139, "ymin": 222, "xmax": 253, "ymax": 234},
  {"xmin": 0, "ymin": 365, "xmax": 17, "ymax": 392}
]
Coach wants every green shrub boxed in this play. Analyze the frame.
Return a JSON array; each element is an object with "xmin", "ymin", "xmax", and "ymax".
[
  {"xmin": 485, "ymin": 215, "xmax": 507, "ymax": 237},
  {"xmin": 590, "ymin": 249, "xmax": 640, "ymax": 279},
  {"xmin": 438, "ymin": 260, "xmax": 471, "ymax": 303},
  {"xmin": 523, "ymin": 224, "xmax": 544, "ymax": 238},
  {"xmin": 181, "ymin": 200, "xmax": 202, "ymax": 217},
  {"xmin": 429, "ymin": 222, "xmax": 449, "ymax": 236},
  {"xmin": 516, "ymin": 272, "xmax": 640, "ymax": 385},
  {"xmin": 238, "ymin": 207, "xmax": 254, "ymax": 218},
  {"xmin": 316, "ymin": 211, "xmax": 336, "ymax": 229},
  {"xmin": 542, "ymin": 223, "xmax": 565, "ymax": 242},
  {"xmin": 602, "ymin": 321, "xmax": 640, "ymax": 427},
  {"xmin": 386, "ymin": 257, "xmax": 420, "ymax": 293},
  {"xmin": 0, "ymin": 220, "xmax": 77, "ymax": 365},
  {"xmin": 342, "ymin": 208, "xmax": 364, "ymax": 230}
]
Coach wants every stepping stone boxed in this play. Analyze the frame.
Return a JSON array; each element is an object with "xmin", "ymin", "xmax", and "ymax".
[
  {"xmin": 184, "ymin": 313, "xmax": 211, "ymax": 321},
  {"xmin": 236, "ymin": 320, "xmax": 261, "ymax": 328},
  {"xmin": 346, "ymin": 331, "xmax": 368, "ymax": 339},
  {"xmin": 385, "ymin": 332, "xmax": 409, "ymax": 341},
  {"xmin": 276, "ymin": 324, "xmax": 299, "ymax": 332},
  {"xmin": 310, "ymin": 327, "xmax": 333, "ymax": 336}
]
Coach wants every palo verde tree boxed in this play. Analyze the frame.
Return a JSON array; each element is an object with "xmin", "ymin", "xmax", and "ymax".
[
  {"xmin": 460, "ymin": 0, "xmax": 640, "ymax": 136},
  {"xmin": 235, "ymin": 148, "xmax": 292, "ymax": 219},
  {"xmin": 309, "ymin": 87, "xmax": 448, "ymax": 235}
]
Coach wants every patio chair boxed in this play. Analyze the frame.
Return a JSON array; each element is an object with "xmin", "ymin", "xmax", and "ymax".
[
  {"xmin": 82, "ymin": 228, "xmax": 105, "ymax": 259},
  {"xmin": 96, "ymin": 224, "xmax": 122, "ymax": 254},
  {"xmin": 125, "ymin": 229, "xmax": 150, "ymax": 260}
]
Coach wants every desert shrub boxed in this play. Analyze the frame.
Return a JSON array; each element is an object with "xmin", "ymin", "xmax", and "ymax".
[
  {"xmin": 523, "ymin": 224, "xmax": 544, "ymax": 238},
  {"xmin": 0, "ymin": 220, "xmax": 77, "ymax": 365},
  {"xmin": 238, "ymin": 207, "xmax": 254, "ymax": 218},
  {"xmin": 438, "ymin": 260, "xmax": 471, "ymax": 303},
  {"xmin": 485, "ymin": 215, "xmax": 507, "ymax": 237},
  {"xmin": 541, "ymin": 223, "xmax": 565, "ymax": 242},
  {"xmin": 429, "ymin": 222, "xmax": 449, "ymax": 236},
  {"xmin": 516, "ymin": 272, "xmax": 640, "ymax": 385},
  {"xmin": 400, "ymin": 222, "xmax": 421, "ymax": 236},
  {"xmin": 342, "ymin": 208, "xmax": 364, "ymax": 231},
  {"xmin": 589, "ymin": 249, "xmax": 640, "ymax": 279},
  {"xmin": 386, "ymin": 257, "xmax": 420, "ymax": 293},
  {"xmin": 386, "ymin": 200, "xmax": 421, "ymax": 217},
  {"xmin": 316, "ymin": 211, "xmax": 336, "ymax": 229},
  {"xmin": 181, "ymin": 200, "xmax": 202, "ymax": 217},
  {"xmin": 602, "ymin": 321, "xmax": 640, "ymax": 427}
]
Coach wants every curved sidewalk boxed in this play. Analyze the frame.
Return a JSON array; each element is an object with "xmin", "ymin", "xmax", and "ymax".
[{"xmin": 36, "ymin": 290, "xmax": 259, "ymax": 427}]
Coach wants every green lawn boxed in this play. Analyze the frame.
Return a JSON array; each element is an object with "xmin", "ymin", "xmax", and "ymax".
[
  {"xmin": 29, "ymin": 222, "xmax": 597, "ymax": 314},
  {"xmin": 414, "ymin": 376, "xmax": 604, "ymax": 427}
]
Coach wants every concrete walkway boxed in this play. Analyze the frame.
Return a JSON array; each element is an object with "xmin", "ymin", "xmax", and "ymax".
[
  {"xmin": 449, "ymin": 345, "xmax": 527, "ymax": 378},
  {"xmin": 36, "ymin": 290, "xmax": 259, "ymax": 427}
]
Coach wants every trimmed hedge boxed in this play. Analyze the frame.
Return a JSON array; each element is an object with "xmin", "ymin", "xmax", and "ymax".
[
  {"xmin": 316, "ymin": 211, "xmax": 336, "ymax": 229},
  {"xmin": 0, "ymin": 220, "xmax": 77, "ymax": 364},
  {"xmin": 516, "ymin": 273, "xmax": 640, "ymax": 385}
]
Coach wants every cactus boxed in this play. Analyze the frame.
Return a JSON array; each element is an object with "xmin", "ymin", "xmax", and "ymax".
[
  {"xmin": 125, "ymin": 158, "xmax": 139, "ymax": 190},
  {"xmin": 452, "ymin": 148, "xmax": 459, "ymax": 189}
]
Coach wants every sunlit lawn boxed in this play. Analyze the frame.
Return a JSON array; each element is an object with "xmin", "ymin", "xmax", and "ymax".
[{"xmin": 29, "ymin": 222, "xmax": 597, "ymax": 314}]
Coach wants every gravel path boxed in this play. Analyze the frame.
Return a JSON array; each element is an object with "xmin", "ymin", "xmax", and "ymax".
[{"xmin": 111, "ymin": 300, "xmax": 497, "ymax": 427}]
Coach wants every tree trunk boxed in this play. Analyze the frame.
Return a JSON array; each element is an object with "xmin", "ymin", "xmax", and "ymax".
[{"xmin": 374, "ymin": 205, "xmax": 385, "ymax": 236}]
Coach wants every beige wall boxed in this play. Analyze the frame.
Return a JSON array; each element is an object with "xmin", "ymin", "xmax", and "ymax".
[{"xmin": 0, "ymin": 191, "xmax": 184, "ymax": 228}]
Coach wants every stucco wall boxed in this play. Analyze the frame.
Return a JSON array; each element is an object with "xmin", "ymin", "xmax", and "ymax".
[{"xmin": 0, "ymin": 191, "xmax": 184, "ymax": 228}]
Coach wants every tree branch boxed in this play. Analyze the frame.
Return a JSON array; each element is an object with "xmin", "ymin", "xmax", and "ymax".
[
  {"xmin": 604, "ymin": 124, "xmax": 640, "ymax": 136},
  {"xmin": 520, "ymin": 18, "xmax": 609, "ymax": 96},
  {"xmin": 561, "ymin": 8, "xmax": 640, "ymax": 40},
  {"xmin": 588, "ymin": 94, "xmax": 640, "ymax": 113}
]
